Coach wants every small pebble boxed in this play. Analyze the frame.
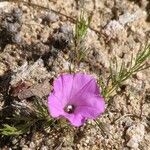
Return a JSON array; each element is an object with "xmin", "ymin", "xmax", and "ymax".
[
  {"xmin": 12, "ymin": 8, "xmax": 23, "ymax": 22},
  {"xmin": 41, "ymin": 12, "xmax": 59, "ymax": 24},
  {"xmin": 6, "ymin": 22, "xmax": 20, "ymax": 33},
  {"xmin": 12, "ymin": 33, "xmax": 22, "ymax": 44},
  {"xmin": 59, "ymin": 24, "xmax": 72, "ymax": 34},
  {"xmin": 126, "ymin": 123, "xmax": 145, "ymax": 149}
]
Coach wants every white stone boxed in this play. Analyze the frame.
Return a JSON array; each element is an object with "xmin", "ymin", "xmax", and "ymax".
[
  {"xmin": 0, "ymin": 2, "xmax": 9, "ymax": 9},
  {"xmin": 119, "ymin": 10, "xmax": 146, "ymax": 26},
  {"xmin": 126, "ymin": 123, "xmax": 145, "ymax": 149}
]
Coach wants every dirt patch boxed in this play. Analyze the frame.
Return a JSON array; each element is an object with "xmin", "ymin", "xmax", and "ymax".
[{"xmin": 0, "ymin": 0, "xmax": 150, "ymax": 149}]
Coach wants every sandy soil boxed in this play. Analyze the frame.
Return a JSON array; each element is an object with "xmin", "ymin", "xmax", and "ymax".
[{"xmin": 0, "ymin": 0, "xmax": 150, "ymax": 150}]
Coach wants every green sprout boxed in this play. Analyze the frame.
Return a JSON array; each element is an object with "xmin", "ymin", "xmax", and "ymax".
[
  {"xmin": 100, "ymin": 44, "xmax": 150, "ymax": 99},
  {"xmin": 0, "ymin": 97, "xmax": 54, "ymax": 136},
  {"xmin": 0, "ymin": 124, "xmax": 22, "ymax": 136},
  {"xmin": 96, "ymin": 44, "xmax": 150, "ymax": 132},
  {"xmin": 74, "ymin": 11, "xmax": 92, "ymax": 64},
  {"xmin": 75, "ymin": 12, "xmax": 90, "ymax": 43}
]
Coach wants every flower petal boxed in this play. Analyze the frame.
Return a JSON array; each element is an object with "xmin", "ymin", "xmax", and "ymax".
[
  {"xmin": 53, "ymin": 74, "xmax": 74, "ymax": 105},
  {"xmin": 48, "ymin": 93, "xmax": 64, "ymax": 117},
  {"xmin": 48, "ymin": 73, "xmax": 106, "ymax": 126},
  {"xmin": 65, "ymin": 113, "xmax": 86, "ymax": 127},
  {"xmin": 74, "ymin": 94, "xmax": 105, "ymax": 119},
  {"xmin": 53, "ymin": 73, "xmax": 100, "ymax": 106},
  {"xmin": 69, "ymin": 73, "xmax": 100, "ymax": 100}
]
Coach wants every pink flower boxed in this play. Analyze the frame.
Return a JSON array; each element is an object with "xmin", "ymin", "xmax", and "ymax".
[{"xmin": 48, "ymin": 73, "xmax": 105, "ymax": 127}]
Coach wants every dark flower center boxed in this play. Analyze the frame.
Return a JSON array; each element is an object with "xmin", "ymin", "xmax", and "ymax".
[{"xmin": 64, "ymin": 104, "xmax": 75, "ymax": 114}]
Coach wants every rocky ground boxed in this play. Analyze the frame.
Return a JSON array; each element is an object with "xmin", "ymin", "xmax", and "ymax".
[{"xmin": 0, "ymin": 0, "xmax": 150, "ymax": 150}]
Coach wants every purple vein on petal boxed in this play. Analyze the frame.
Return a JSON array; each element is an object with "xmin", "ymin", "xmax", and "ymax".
[
  {"xmin": 68, "ymin": 74, "xmax": 75, "ymax": 102},
  {"xmin": 51, "ymin": 105, "xmax": 62, "ymax": 113},
  {"xmin": 75, "ymin": 94, "xmax": 104, "ymax": 107},
  {"xmin": 71, "ymin": 78, "xmax": 94, "ymax": 99},
  {"xmin": 61, "ymin": 75, "xmax": 64, "ymax": 98},
  {"xmin": 53, "ymin": 93, "xmax": 63, "ymax": 105}
]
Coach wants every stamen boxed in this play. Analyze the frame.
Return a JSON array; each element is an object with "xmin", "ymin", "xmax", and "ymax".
[{"xmin": 64, "ymin": 104, "xmax": 75, "ymax": 114}]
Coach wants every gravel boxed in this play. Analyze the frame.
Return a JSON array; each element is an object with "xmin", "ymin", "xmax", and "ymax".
[{"xmin": 0, "ymin": 0, "xmax": 150, "ymax": 149}]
